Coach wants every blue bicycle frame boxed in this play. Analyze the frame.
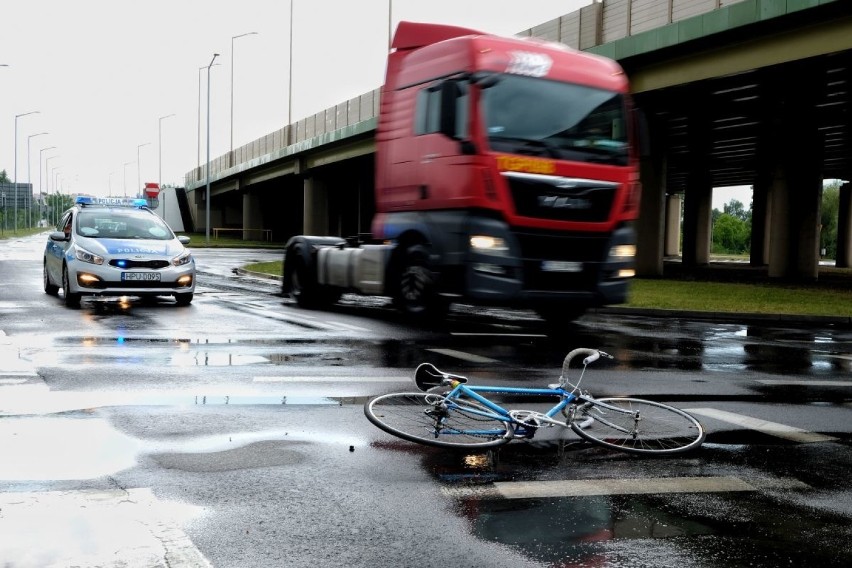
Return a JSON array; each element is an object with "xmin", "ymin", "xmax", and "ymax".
[{"xmin": 441, "ymin": 382, "xmax": 579, "ymax": 438}]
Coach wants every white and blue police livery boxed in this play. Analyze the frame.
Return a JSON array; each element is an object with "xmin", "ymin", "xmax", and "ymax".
[{"xmin": 43, "ymin": 196, "xmax": 196, "ymax": 307}]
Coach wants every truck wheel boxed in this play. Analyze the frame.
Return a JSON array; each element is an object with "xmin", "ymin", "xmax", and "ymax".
[
  {"xmin": 286, "ymin": 249, "xmax": 340, "ymax": 309},
  {"xmin": 393, "ymin": 245, "xmax": 447, "ymax": 320}
]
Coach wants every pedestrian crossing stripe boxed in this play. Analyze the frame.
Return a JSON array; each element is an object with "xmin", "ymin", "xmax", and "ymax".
[
  {"xmin": 442, "ymin": 475, "xmax": 810, "ymax": 499},
  {"xmin": 685, "ymin": 408, "xmax": 836, "ymax": 443}
]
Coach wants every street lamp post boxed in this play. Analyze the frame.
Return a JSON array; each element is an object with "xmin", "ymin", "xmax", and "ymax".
[
  {"xmin": 46, "ymin": 156, "xmax": 59, "ymax": 226},
  {"xmin": 158, "ymin": 114, "xmax": 176, "ymax": 187},
  {"xmin": 230, "ymin": 31, "xmax": 258, "ymax": 162},
  {"xmin": 206, "ymin": 53, "xmax": 220, "ymax": 244},
  {"xmin": 50, "ymin": 166, "xmax": 61, "ymax": 226},
  {"xmin": 39, "ymin": 146, "xmax": 57, "ymax": 227},
  {"xmin": 27, "ymin": 132, "xmax": 48, "ymax": 228},
  {"xmin": 198, "ymin": 63, "xmax": 220, "ymax": 174},
  {"xmin": 288, "ymin": 1, "xmax": 294, "ymax": 143},
  {"xmin": 137, "ymin": 143, "xmax": 151, "ymax": 198},
  {"xmin": 123, "ymin": 161, "xmax": 134, "ymax": 198},
  {"xmin": 13, "ymin": 110, "xmax": 39, "ymax": 232},
  {"xmin": 159, "ymin": 113, "xmax": 176, "ymax": 220}
]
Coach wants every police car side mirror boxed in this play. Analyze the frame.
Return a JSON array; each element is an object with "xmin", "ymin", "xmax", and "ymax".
[
  {"xmin": 49, "ymin": 231, "xmax": 68, "ymax": 242},
  {"xmin": 178, "ymin": 235, "xmax": 191, "ymax": 245}
]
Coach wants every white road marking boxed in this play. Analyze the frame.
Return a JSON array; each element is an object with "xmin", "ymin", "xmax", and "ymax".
[
  {"xmin": 0, "ymin": 378, "xmax": 29, "ymax": 385},
  {"xmin": 425, "ymin": 348, "xmax": 500, "ymax": 364},
  {"xmin": 442, "ymin": 476, "xmax": 810, "ymax": 499},
  {"xmin": 254, "ymin": 375, "xmax": 409, "ymax": 383},
  {"xmin": 685, "ymin": 408, "xmax": 837, "ymax": 443},
  {"xmin": 757, "ymin": 379, "xmax": 852, "ymax": 387},
  {"xmin": 451, "ymin": 333, "xmax": 547, "ymax": 338},
  {"xmin": 0, "ymin": 488, "xmax": 210, "ymax": 567}
]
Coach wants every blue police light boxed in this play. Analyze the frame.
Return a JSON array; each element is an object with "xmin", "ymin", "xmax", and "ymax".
[
  {"xmin": 116, "ymin": 260, "xmax": 128, "ymax": 268},
  {"xmin": 75, "ymin": 196, "xmax": 94, "ymax": 205}
]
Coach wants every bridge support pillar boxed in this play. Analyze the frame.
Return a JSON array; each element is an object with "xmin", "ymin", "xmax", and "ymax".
[
  {"xmin": 664, "ymin": 193, "xmax": 682, "ymax": 257},
  {"xmin": 682, "ymin": 182, "xmax": 712, "ymax": 266},
  {"xmin": 242, "ymin": 191, "xmax": 263, "ymax": 240},
  {"xmin": 636, "ymin": 149, "xmax": 666, "ymax": 276},
  {"xmin": 303, "ymin": 176, "xmax": 329, "ymax": 235},
  {"xmin": 767, "ymin": 164, "xmax": 822, "ymax": 280},
  {"xmin": 750, "ymin": 178, "xmax": 771, "ymax": 266},
  {"xmin": 836, "ymin": 183, "xmax": 852, "ymax": 268}
]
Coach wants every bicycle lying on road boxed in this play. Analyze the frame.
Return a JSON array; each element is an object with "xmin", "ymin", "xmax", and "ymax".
[{"xmin": 364, "ymin": 348, "xmax": 706, "ymax": 455}]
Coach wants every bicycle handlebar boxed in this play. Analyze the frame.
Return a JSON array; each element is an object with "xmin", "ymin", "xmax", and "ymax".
[{"xmin": 560, "ymin": 348, "xmax": 612, "ymax": 383}]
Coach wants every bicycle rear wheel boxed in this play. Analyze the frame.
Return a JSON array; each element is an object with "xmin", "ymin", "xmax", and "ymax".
[
  {"xmin": 364, "ymin": 392, "xmax": 514, "ymax": 449},
  {"xmin": 571, "ymin": 397, "xmax": 705, "ymax": 455}
]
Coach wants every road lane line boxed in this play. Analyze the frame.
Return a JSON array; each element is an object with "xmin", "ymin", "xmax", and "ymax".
[
  {"xmin": 685, "ymin": 408, "xmax": 837, "ymax": 443},
  {"xmin": 757, "ymin": 379, "xmax": 852, "ymax": 387},
  {"xmin": 451, "ymin": 333, "xmax": 547, "ymax": 338},
  {"xmin": 425, "ymin": 348, "xmax": 500, "ymax": 364},
  {"xmin": 442, "ymin": 476, "xmax": 810, "ymax": 499},
  {"xmin": 253, "ymin": 376, "xmax": 409, "ymax": 383}
]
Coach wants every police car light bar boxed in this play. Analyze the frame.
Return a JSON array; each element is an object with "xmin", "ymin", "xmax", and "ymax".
[{"xmin": 75, "ymin": 196, "xmax": 148, "ymax": 208}]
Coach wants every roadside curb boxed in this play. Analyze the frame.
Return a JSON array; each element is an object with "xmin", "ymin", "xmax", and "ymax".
[
  {"xmin": 234, "ymin": 268, "xmax": 283, "ymax": 282},
  {"xmin": 233, "ymin": 266, "xmax": 851, "ymax": 327},
  {"xmin": 593, "ymin": 307, "xmax": 852, "ymax": 327}
]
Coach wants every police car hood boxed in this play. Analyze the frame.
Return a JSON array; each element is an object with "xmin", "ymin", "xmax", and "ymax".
[{"xmin": 77, "ymin": 236, "xmax": 185, "ymax": 257}]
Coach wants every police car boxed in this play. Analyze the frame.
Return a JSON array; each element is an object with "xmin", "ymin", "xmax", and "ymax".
[{"xmin": 43, "ymin": 196, "xmax": 196, "ymax": 307}]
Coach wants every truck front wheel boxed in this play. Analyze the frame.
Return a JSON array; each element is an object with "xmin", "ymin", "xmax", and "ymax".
[{"xmin": 392, "ymin": 245, "xmax": 447, "ymax": 320}]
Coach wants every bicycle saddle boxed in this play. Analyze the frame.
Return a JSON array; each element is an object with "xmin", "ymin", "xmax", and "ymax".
[{"xmin": 414, "ymin": 363, "xmax": 468, "ymax": 392}]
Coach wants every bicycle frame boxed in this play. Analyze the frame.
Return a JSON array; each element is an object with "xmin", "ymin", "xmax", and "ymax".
[{"xmin": 442, "ymin": 382, "xmax": 579, "ymax": 438}]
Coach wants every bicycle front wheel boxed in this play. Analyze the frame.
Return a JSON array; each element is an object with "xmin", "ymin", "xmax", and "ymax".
[
  {"xmin": 365, "ymin": 392, "xmax": 514, "ymax": 449},
  {"xmin": 571, "ymin": 397, "xmax": 705, "ymax": 455}
]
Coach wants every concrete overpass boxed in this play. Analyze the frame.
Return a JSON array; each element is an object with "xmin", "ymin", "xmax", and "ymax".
[{"xmin": 184, "ymin": 0, "xmax": 852, "ymax": 280}]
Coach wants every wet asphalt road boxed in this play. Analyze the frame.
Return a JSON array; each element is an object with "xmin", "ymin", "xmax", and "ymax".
[{"xmin": 1, "ymin": 233, "xmax": 851, "ymax": 567}]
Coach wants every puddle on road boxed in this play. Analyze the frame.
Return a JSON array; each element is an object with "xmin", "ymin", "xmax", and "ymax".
[
  {"xmin": 0, "ymin": 416, "xmax": 139, "ymax": 481},
  {"xmin": 455, "ymin": 490, "xmax": 851, "ymax": 567}
]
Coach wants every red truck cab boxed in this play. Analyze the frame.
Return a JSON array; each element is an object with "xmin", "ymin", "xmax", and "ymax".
[{"xmin": 373, "ymin": 22, "xmax": 639, "ymax": 321}]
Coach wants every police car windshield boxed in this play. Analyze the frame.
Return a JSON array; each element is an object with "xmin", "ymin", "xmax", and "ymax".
[{"xmin": 76, "ymin": 209, "xmax": 173, "ymax": 240}]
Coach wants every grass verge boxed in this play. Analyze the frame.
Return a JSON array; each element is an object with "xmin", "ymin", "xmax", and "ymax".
[{"xmin": 243, "ymin": 259, "xmax": 851, "ymax": 318}]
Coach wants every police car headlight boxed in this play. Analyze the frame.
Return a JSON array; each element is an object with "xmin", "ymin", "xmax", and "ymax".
[
  {"xmin": 75, "ymin": 247, "xmax": 104, "ymax": 265},
  {"xmin": 172, "ymin": 251, "xmax": 193, "ymax": 267}
]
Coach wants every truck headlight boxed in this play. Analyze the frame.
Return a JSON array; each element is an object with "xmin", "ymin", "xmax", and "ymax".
[
  {"xmin": 75, "ymin": 247, "xmax": 104, "ymax": 265},
  {"xmin": 470, "ymin": 235, "xmax": 509, "ymax": 256},
  {"xmin": 609, "ymin": 244, "xmax": 636, "ymax": 259}
]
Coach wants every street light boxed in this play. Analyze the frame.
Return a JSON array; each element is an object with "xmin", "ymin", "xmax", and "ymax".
[
  {"xmin": 198, "ymin": 62, "xmax": 221, "ymax": 172},
  {"xmin": 14, "ymin": 110, "xmax": 39, "ymax": 232},
  {"xmin": 27, "ymin": 132, "xmax": 48, "ymax": 228},
  {"xmin": 158, "ymin": 114, "xmax": 175, "ymax": 187},
  {"xmin": 39, "ymin": 146, "xmax": 57, "ymax": 227},
  {"xmin": 230, "ymin": 31, "xmax": 258, "ymax": 161},
  {"xmin": 46, "ymin": 156, "xmax": 59, "ymax": 225},
  {"xmin": 123, "ymin": 161, "xmax": 135, "ymax": 197},
  {"xmin": 50, "ymin": 166, "xmax": 62, "ymax": 226},
  {"xmin": 137, "ymin": 142, "xmax": 151, "ymax": 197},
  {"xmin": 288, "ymin": 1, "xmax": 294, "ymax": 143},
  {"xmin": 206, "ymin": 53, "xmax": 220, "ymax": 243}
]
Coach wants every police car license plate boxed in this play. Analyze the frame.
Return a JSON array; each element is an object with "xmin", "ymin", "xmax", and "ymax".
[
  {"xmin": 121, "ymin": 272, "xmax": 161, "ymax": 281},
  {"xmin": 541, "ymin": 260, "xmax": 582, "ymax": 272}
]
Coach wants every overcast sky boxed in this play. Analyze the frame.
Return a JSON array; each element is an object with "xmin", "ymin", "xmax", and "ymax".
[{"xmin": 1, "ymin": 0, "xmax": 595, "ymax": 197}]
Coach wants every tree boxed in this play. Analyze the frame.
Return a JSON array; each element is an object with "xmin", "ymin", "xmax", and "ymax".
[
  {"xmin": 820, "ymin": 181, "xmax": 841, "ymax": 259},
  {"xmin": 0, "ymin": 169, "xmax": 9, "ymax": 183},
  {"xmin": 712, "ymin": 198, "xmax": 752, "ymax": 255}
]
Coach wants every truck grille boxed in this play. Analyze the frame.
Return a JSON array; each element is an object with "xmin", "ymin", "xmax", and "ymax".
[{"xmin": 504, "ymin": 172, "xmax": 617, "ymax": 223}]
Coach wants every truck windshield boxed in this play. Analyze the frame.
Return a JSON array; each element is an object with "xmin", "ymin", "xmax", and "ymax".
[{"xmin": 481, "ymin": 74, "xmax": 629, "ymax": 166}]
